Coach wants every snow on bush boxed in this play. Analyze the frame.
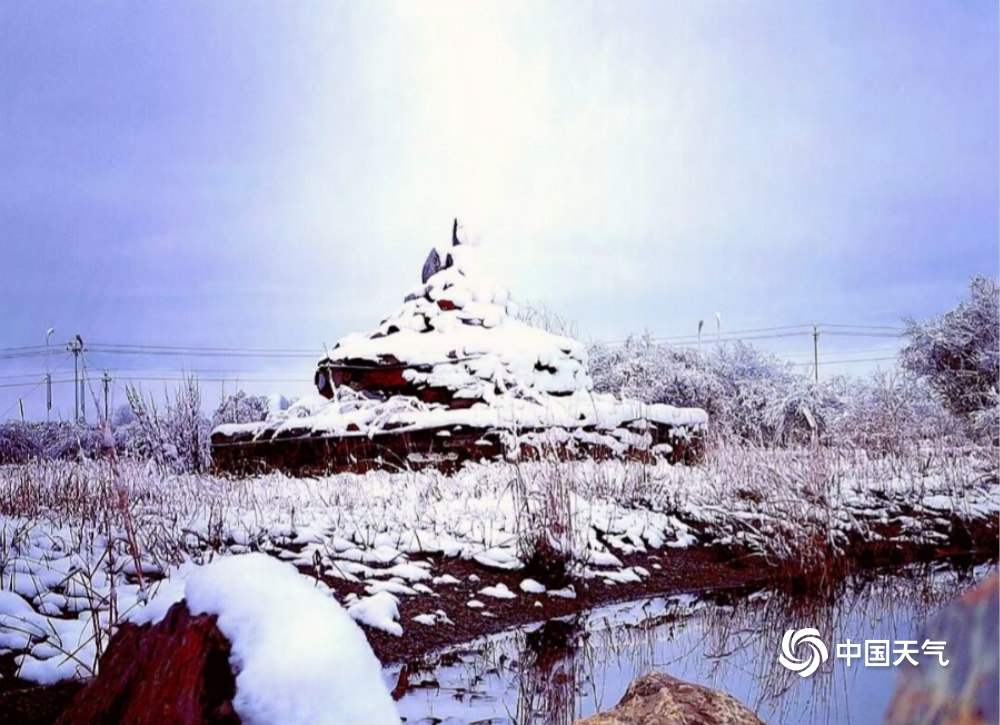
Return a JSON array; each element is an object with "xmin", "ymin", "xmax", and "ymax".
[
  {"xmin": 826, "ymin": 371, "xmax": 963, "ymax": 455},
  {"xmin": 0, "ymin": 423, "xmax": 44, "ymax": 464},
  {"xmin": 183, "ymin": 554, "xmax": 399, "ymax": 725},
  {"xmin": 0, "ymin": 450, "xmax": 995, "ymax": 687},
  {"xmin": 212, "ymin": 391, "xmax": 270, "ymax": 428},
  {"xmin": 588, "ymin": 336, "xmax": 833, "ymax": 446},
  {"xmin": 901, "ymin": 275, "xmax": 999, "ymax": 442},
  {"xmin": 122, "ymin": 378, "xmax": 211, "ymax": 473},
  {"xmin": 0, "ymin": 422, "xmax": 103, "ymax": 464},
  {"xmin": 588, "ymin": 327, "xmax": 990, "ymax": 452}
]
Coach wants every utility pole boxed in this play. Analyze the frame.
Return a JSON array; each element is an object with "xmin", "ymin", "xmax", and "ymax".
[
  {"xmin": 45, "ymin": 328, "xmax": 55, "ymax": 422},
  {"xmin": 102, "ymin": 371, "xmax": 111, "ymax": 422},
  {"xmin": 812, "ymin": 324, "xmax": 820, "ymax": 383},
  {"xmin": 67, "ymin": 334, "xmax": 84, "ymax": 424}
]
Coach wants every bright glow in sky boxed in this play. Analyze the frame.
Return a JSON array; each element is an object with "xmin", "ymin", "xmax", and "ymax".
[{"xmin": 1, "ymin": 1, "xmax": 997, "ymax": 419}]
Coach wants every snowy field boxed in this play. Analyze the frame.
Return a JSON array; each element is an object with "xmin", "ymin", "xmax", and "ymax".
[{"xmin": 0, "ymin": 445, "xmax": 996, "ymax": 689}]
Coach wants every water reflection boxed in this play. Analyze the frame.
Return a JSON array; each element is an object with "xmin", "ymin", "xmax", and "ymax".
[{"xmin": 387, "ymin": 559, "xmax": 995, "ymax": 725}]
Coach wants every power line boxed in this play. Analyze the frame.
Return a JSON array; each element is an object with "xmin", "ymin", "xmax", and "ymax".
[
  {"xmin": 816, "ymin": 323, "xmax": 906, "ymax": 332},
  {"xmin": 64, "ymin": 368, "xmax": 312, "ymax": 377},
  {"xmin": 783, "ymin": 346, "xmax": 901, "ymax": 360},
  {"xmin": 646, "ymin": 323, "xmax": 814, "ymax": 342},
  {"xmin": 113, "ymin": 375, "xmax": 309, "ymax": 384},
  {"xmin": 87, "ymin": 342, "xmax": 321, "ymax": 356},
  {"xmin": 823, "ymin": 331, "xmax": 903, "ymax": 339},
  {"xmin": 0, "ymin": 371, "xmax": 61, "ymax": 382},
  {"xmin": 792, "ymin": 356, "xmax": 899, "ymax": 367},
  {"xmin": 0, "ymin": 376, "xmax": 49, "ymax": 420},
  {"xmin": 87, "ymin": 342, "xmax": 320, "ymax": 353},
  {"xmin": 0, "ymin": 349, "xmax": 63, "ymax": 361},
  {"xmin": 0, "ymin": 379, "xmax": 48, "ymax": 390},
  {"xmin": 4, "ymin": 324, "xmax": 910, "ymax": 359},
  {"xmin": 0, "ymin": 345, "xmax": 52, "ymax": 354}
]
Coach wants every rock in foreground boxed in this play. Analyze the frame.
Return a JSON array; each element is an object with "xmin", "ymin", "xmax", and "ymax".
[
  {"xmin": 883, "ymin": 574, "xmax": 999, "ymax": 725},
  {"xmin": 54, "ymin": 602, "xmax": 237, "ymax": 725},
  {"xmin": 59, "ymin": 554, "xmax": 400, "ymax": 725},
  {"xmin": 574, "ymin": 672, "xmax": 766, "ymax": 725}
]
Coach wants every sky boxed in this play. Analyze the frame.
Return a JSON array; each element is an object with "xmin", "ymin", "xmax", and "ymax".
[{"xmin": 1, "ymin": 1, "xmax": 997, "ymax": 421}]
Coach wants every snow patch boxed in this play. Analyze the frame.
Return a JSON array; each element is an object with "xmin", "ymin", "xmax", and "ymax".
[{"xmin": 183, "ymin": 554, "xmax": 399, "ymax": 725}]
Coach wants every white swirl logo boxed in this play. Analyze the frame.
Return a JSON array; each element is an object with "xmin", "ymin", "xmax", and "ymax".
[{"xmin": 779, "ymin": 628, "xmax": 829, "ymax": 677}]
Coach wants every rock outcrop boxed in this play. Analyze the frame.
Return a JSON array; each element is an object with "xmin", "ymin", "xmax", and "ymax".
[
  {"xmin": 212, "ymin": 223, "xmax": 708, "ymax": 474},
  {"xmin": 56, "ymin": 553, "xmax": 401, "ymax": 725},
  {"xmin": 54, "ymin": 602, "xmax": 238, "ymax": 725},
  {"xmin": 883, "ymin": 574, "xmax": 999, "ymax": 725},
  {"xmin": 574, "ymin": 672, "xmax": 765, "ymax": 725}
]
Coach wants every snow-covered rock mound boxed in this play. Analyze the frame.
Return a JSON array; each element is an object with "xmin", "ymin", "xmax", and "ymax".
[
  {"xmin": 315, "ymin": 235, "xmax": 591, "ymax": 404},
  {"xmin": 212, "ymin": 223, "xmax": 707, "ymax": 473}
]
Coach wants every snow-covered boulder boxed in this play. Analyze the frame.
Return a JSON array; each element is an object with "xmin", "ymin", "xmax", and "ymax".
[
  {"xmin": 211, "ymin": 223, "xmax": 708, "ymax": 474},
  {"xmin": 59, "ymin": 554, "xmax": 399, "ymax": 725}
]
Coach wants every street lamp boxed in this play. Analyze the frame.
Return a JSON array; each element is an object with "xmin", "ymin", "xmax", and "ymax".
[{"xmin": 45, "ymin": 327, "xmax": 55, "ymax": 422}]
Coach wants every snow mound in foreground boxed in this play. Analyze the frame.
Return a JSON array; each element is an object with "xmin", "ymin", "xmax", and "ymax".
[{"xmin": 185, "ymin": 554, "xmax": 399, "ymax": 725}]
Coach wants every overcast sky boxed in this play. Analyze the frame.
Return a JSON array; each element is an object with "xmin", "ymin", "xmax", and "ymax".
[{"xmin": 1, "ymin": 1, "xmax": 997, "ymax": 420}]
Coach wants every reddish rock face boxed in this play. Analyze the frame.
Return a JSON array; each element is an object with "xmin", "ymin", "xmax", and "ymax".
[
  {"xmin": 55, "ymin": 603, "xmax": 238, "ymax": 725},
  {"xmin": 314, "ymin": 356, "xmax": 484, "ymax": 409},
  {"xmin": 210, "ymin": 419, "xmax": 704, "ymax": 477}
]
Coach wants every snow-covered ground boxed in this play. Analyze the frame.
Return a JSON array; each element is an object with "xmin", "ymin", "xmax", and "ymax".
[{"xmin": 0, "ymin": 446, "xmax": 996, "ymax": 688}]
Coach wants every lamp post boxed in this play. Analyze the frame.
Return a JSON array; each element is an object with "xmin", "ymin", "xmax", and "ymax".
[
  {"xmin": 67, "ymin": 334, "xmax": 84, "ymax": 424},
  {"xmin": 45, "ymin": 327, "xmax": 55, "ymax": 422}
]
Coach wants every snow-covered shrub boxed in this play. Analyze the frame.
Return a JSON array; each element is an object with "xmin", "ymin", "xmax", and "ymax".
[
  {"xmin": 969, "ymin": 390, "xmax": 1000, "ymax": 445},
  {"xmin": 588, "ymin": 335, "xmax": 724, "ymax": 417},
  {"xmin": 588, "ymin": 337, "xmax": 834, "ymax": 446},
  {"xmin": 827, "ymin": 371, "xmax": 963, "ymax": 455},
  {"xmin": 111, "ymin": 403, "xmax": 150, "ymax": 459},
  {"xmin": 588, "ymin": 330, "xmax": 990, "ymax": 452},
  {"xmin": 0, "ymin": 422, "xmax": 104, "ymax": 463},
  {"xmin": 112, "ymin": 404, "xmax": 135, "ymax": 427},
  {"xmin": 0, "ymin": 422, "xmax": 43, "ymax": 464},
  {"xmin": 763, "ymin": 378, "xmax": 844, "ymax": 447},
  {"xmin": 901, "ymin": 275, "xmax": 999, "ymax": 439},
  {"xmin": 122, "ymin": 378, "xmax": 211, "ymax": 473},
  {"xmin": 708, "ymin": 341, "xmax": 812, "ymax": 445},
  {"xmin": 212, "ymin": 390, "xmax": 270, "ymax": 427},
  {"xmin": 37, "ymin": 422, "xmax": 102, "ymax": 460}
]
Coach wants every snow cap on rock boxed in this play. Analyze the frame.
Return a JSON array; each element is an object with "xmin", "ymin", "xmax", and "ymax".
[
  {"xmin": 185, "ymin": 553, "xmax": 399, "ymax": 725},
  {"xmin": 319, "ymin": 226, "xmax": 591, "ymax": 403}
]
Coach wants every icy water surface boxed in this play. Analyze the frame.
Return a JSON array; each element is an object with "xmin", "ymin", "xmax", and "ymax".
[{"xmin": 384, "ymin": 560, "xmax": 995, "ymax": 725}]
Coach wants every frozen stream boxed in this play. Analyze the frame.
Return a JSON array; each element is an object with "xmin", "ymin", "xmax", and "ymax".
[{"xmin": 384, "ymin": 560, "xmax": 994, "ymax": 725}]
